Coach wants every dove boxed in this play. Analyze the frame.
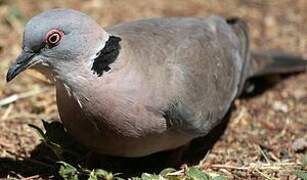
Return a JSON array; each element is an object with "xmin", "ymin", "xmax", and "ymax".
[{"xmin": 6, "ymin": 9, "xmax": 306, "ymax": 157}]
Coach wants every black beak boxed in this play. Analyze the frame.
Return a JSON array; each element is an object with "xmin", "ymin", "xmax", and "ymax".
[{"xmin": 6, "ymin": 51, "xmax": 36, "ymax": 82}]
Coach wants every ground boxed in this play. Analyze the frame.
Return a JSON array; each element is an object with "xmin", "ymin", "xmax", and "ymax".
[{"xmin": 0, "ymin": 0, "xmax": 306, "ymax": 179}]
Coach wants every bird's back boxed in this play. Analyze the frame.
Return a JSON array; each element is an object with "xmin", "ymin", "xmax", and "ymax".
[{"xmin": 106, "ymin": 16, "xmax": 245, "ymax": 136}]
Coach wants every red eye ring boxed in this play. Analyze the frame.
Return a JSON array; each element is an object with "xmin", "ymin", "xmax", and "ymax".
[{"xmin": 45, "ymin": 29, "xmax": 63, "ymax": 47}]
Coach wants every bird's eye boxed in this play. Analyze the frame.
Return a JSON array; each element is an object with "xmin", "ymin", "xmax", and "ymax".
[{"xmin": 45, "ymin": 29, "xmax": 63, "ymax": 47}]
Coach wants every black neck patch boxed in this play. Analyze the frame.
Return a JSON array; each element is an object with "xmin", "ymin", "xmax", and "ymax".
[{"xmin": 91, "ymin": 35, "xmax": 121, "ymax": 77}]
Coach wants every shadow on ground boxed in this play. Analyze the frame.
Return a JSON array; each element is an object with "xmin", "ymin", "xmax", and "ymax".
[
  {"xmin": 240, "ymin": 73, "xmax": 300, "ymax": 99},
  {"xmin": 0, "ymin": 146, "xmax": 58, "ymax": 178},
  {"xmin": 0, "ymin": 114, "xmax": 230, "ymax": 178}
]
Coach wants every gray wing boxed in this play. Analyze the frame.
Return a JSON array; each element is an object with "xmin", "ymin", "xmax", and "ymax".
[{"xmin": 106, "ymin": 16, "xmax": 247, "ymax": 137}]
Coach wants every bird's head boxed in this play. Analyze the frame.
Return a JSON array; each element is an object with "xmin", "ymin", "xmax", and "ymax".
[{"xmin": 6, "ymin": 8, "xmax": 109, "ymax": 82}]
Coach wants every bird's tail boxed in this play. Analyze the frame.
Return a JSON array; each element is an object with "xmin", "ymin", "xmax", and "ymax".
[
  {"xmin": 227, "ymin": 17, "xmax": 307, "ymax": 95},
  {"xmin": 248, "ymin": 51, "xmax": 307, "ymax": 78}
]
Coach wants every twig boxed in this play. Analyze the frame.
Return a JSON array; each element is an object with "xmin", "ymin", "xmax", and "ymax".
[
  {"xmin": 0, "ymin": 87, "xmax": 48, "ymax": 107},
  {"xmin": 210, "ymin": 164, "xmax": 249, "ymax": 170},
  {"xmin": 1, "ymin": 104, "xmax": 13, "ymax": 120},
  {"xmin": 258, "ymin": 145, "xmax": 271, "ymax": 164},
  {"xmin": 166, "ymin": 169, "xmax": 184, "ymax": 176},
  {"xmin": 199, "ymin": 150, "xmax": 211, "ymax": 166},
  {"xmin": 23, "ymin": 175, "xmax": 40, "ymax": 180},
  {"xmin": 210, "ymin": 162, "xmax": 298, "ymax": 171},
  {"xmin": 254, "ymin": 168, "xmax": 273, "ymax": 180}
]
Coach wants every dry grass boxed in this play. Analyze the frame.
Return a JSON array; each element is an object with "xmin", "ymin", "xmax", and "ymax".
[{"xmin": 0, "ymin": 0, "xmax": 306, "ymax": 179}]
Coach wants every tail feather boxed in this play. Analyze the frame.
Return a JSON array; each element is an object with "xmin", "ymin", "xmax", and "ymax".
[
  {"xmin": 249, "ymin": 50, "xmax": 307, "ymax": 78},
  {"xmin": 226, "ymin": 17, "xmax": 307, "ymax": 96}
]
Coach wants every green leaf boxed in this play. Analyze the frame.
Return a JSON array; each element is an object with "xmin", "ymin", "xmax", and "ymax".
[
  {"xmin": 186, "ymin": 167, "xmax": 210, "ymax": 180},
  {"xmin": 42, "ymin": 120, "xmax": 85, "ymax": 157},
  {"xmin": 94, "ymin": 169, "xmax": 109, "ymax": 177},
  {"xmin": 294, "ymin": 170, "xmax": 307, "ymax": 180},
  {"xmin": 88, "ymin": 170, "xmax": 97, "ymax": 180},
  {"xmin": 130, "ymin": 177, "xmax": 142, "ymax": 180},
  {"xmin": 58, "ymin": 161, "xmax": 79, "ymax": 180},
  {"xmin": 29, "ymin": 120, "xmax": 64, "ymax": 159},
  {"xmin": 141, "ymin": 173, "xmax": 163, "ymax": 180},
  {"xmin": 94, "ymin": 169, "xmax": 120, "ymax": 180},
  {"xmin": 94, "ymin": 169, "xmax": 115, "ymax": 179},
  {"xmin": 28, "ymin": 124, "xmax": 47, "ymax": 140}
]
